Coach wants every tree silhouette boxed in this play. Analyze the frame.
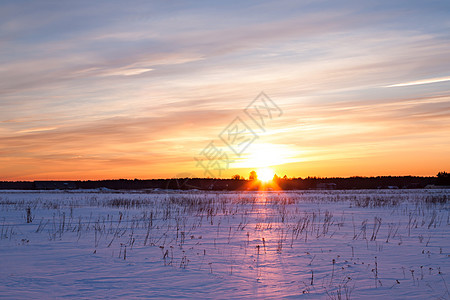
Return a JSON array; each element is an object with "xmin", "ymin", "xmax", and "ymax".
[
  {"xmin": 231, "ymin": 174, "xmax": 241, "ymax": 180},
  {"xmin": 249, "ymin": 170, "xmax": 257, "ymax": 181},
  {"xmin": 437, "ymin": 171, "xmax": 450, "ymax": 185}
]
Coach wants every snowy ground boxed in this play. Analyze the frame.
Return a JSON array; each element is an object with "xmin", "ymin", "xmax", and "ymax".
[{"xmin": 0, "ymin": 189, "xmax": 449, "ymax": 299}]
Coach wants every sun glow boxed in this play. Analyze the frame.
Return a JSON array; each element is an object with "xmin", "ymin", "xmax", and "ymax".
[
  {"xmin": 257, "ymin": 167, "xmax": 275, "ymax": 183},
  {"xmin": 233, "ymin": 143, "xmax": 301, "ymax": 169}
]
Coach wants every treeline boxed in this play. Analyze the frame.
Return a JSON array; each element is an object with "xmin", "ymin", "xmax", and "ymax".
[{"xmin": 0, "ymin": 174, "xmax": 448, "ymax": 190}]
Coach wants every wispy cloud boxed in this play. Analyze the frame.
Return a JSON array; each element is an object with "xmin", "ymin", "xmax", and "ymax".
[
  {"xmin": 385, "ymin": 76, "xmax": 450, "ymax": 87},
  {"xmin": 16, "ymin": 127, "xmax": 58, "ymax": 134},
  {"xmin": 103, "ymin": 67, "xmax": 153, "ymax": 76}
]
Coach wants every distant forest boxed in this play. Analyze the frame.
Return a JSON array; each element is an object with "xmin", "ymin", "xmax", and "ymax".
[{"xmin": 1, "ymin": 172, "xmax": 449, "ymax": 190}]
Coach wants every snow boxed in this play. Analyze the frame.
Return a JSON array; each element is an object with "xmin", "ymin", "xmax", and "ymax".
[{"xmin": 0, "ymin": 189, "xmax": 449, "ymax": 299}]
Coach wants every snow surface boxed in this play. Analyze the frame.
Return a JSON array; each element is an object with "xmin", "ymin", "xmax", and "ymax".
[{"xmin": 0, "ymin": 189, "xmax": 449, "ymax": 299}]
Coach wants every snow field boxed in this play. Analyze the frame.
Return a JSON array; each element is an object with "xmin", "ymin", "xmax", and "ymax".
[{"xmin": 0, "ymin": 189, "xmax": 449, "ymax": 299}]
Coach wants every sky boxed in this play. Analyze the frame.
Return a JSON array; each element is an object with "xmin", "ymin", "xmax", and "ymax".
[{"xmin": 1, "ymin": 0, "xmax": 449, "ymax": 180}]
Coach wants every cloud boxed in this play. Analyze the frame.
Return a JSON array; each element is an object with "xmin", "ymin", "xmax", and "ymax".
[
  {"xmin": 16, "ymin": 126, "xmax": 59, "ymax": 134},
  {"xmin": 385, "ymin": 76, "xmax": 450, "ymax": 87},
  {"xmin": 102, "ymin": 67, "xmax": 153, "ymax": 76}
]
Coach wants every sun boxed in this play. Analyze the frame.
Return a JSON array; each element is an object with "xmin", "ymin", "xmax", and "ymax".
[{"xmin": 257, "ymin": 167, "xmax": 275, "ymax": 183}]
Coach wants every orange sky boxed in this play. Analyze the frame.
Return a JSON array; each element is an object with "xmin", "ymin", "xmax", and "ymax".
[{"xmin": 1, "ymin": 1, "xmax": 449, "ymax": 180}]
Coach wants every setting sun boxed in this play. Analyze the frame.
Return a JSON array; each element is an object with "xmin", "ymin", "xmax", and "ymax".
[{"xmin": 257, "ymin": 167, "xmax": 275, "ymax": 182}]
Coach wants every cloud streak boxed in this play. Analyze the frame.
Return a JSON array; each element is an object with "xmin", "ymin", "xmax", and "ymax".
[{"xmin": 385, "ymin": 76, "xmax": 450, "ymax": 87}]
